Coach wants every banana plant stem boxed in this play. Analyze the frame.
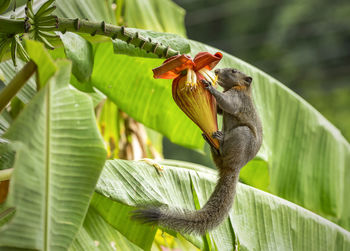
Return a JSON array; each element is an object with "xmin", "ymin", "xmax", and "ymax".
[
  {"xmin": 0, "ymin": 60, "xmax": 37, "ymax": 113},
  {"xmin": 0, "ymin": 17, "xmax": 180, "ymax": 58},
  {"xmin": 57, "ymin": 18, "xmax": 180, "ymax": 58}
]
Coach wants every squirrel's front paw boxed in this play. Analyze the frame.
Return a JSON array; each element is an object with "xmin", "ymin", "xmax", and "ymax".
[
  {"xmin": 212, "ymin": 131, "xmax": 224, "ymax": 141},
  {"xmin": 201, "ymin": 79, "xmax": 213, "ymax": 90}
]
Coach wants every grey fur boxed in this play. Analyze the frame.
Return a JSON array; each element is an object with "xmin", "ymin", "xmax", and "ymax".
[{"xmin": 132, "ymin": 68, "xmax": 263, "ymax": 235}]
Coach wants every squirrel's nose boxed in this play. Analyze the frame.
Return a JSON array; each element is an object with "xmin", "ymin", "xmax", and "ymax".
[{"xmin": 214, "ymin": 69, "xmax": 220, "ymax": 75}]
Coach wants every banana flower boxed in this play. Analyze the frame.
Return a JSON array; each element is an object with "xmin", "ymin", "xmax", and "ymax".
[{"xmin": 152, "ymin": 52, "xmax": 223, "ymax": 149}]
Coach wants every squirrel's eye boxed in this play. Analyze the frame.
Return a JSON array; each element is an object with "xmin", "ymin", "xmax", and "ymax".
[{"xmin": 231, "ymin": 69, "xmax": 237, "ymax": 73}]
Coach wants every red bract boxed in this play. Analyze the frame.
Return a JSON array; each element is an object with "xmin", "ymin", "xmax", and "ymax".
[{"xmin": 152, "ymin": 52, "xmax": 223, "ymax": 149}]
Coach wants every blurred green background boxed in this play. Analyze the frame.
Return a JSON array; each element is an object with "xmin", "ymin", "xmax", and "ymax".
[{"xmin": 165, "ymin": 0, "xmax": 350, "ymax": 166}]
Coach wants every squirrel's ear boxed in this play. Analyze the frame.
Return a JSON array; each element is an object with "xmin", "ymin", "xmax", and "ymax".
[{"xmin": 244, "ymin": 76, "xmax": 252, "ymax": 86}]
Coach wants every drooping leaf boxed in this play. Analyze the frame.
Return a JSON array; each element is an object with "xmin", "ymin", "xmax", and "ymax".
[
  {"xmin": 60, "ymin": 32, "xmax": 94, "ymax": 83},
  {"xmin": 0, "ymin": 60, "xmax": 106, "ymax": 249},
  {"xmin": 49, "ymin": 46, "xmax": 102, "ymax": 95},
  {"xmin": 95, "ymin": 159, "xmax": 350, "ymax": 251}
]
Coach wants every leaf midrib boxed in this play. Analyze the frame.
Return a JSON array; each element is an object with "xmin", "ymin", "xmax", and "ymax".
[{"xmin": 44, "ymin": 83, "xmax": 51, "ymax": 251}]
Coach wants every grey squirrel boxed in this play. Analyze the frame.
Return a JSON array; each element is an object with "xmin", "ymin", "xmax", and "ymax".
[{"xmin": 132, "ymin": 68, "xmax": 263, "ymax": 235}]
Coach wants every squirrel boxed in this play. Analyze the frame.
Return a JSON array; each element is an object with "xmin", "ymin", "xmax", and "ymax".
[{"xmin": 132, "ymin": 68, "xmax": 263, "ymax": 235}]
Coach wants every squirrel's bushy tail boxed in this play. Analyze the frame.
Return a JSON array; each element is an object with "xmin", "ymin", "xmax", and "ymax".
[{"xmin": 132, "ymin": 168, "xmax": 240, "ymax": 235}]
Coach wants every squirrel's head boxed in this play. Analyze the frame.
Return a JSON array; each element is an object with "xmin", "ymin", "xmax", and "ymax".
[{"xmin": 214, "ymin": 68, "xmax": 252, "ymax": 91}]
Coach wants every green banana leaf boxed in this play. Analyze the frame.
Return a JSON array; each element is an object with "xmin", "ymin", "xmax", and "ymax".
[
  {"xmin": 71, "ymin": 191, "xmax": 199, "ymax": 251},
  {"xmin": 89, "ymin": 192, "xmax": 156, "ymax": 250},
  {"xmin": 69, "ymin": 206, "xmax": 142, "ymax": 251},
  {"xmin": 59, "ymin": 32, "xmax": 94, "ymax": 83},
  {"xmin": 95, "ymin": 159, "xmax": 350, "ymax": 251},
  {"xmin": 0, "ymin": 60, "xmax": 106, "ymax": 249}
]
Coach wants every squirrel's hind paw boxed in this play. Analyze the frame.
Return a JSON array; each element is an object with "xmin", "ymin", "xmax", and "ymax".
[{"xmin": 203, "ymin": 133, "xmax": 221, "ymax": 156}]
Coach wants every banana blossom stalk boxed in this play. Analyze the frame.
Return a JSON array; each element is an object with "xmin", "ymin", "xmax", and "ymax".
[{"xmin": 152, "ymin": 52, "xmax": 223, "ymax": 149}]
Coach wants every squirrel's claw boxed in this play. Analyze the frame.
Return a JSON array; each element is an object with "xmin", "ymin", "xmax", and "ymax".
[
  {"xmin": 201, "ymin": 79, "xmax": 212, "ymax": 89},
  {"xmin": 212, "ymin": 131, "xmax": 224, "ymax": 141},
  {"xmin": 202, "ymin": 133, "xmax": 220, "ymax": 156}
]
